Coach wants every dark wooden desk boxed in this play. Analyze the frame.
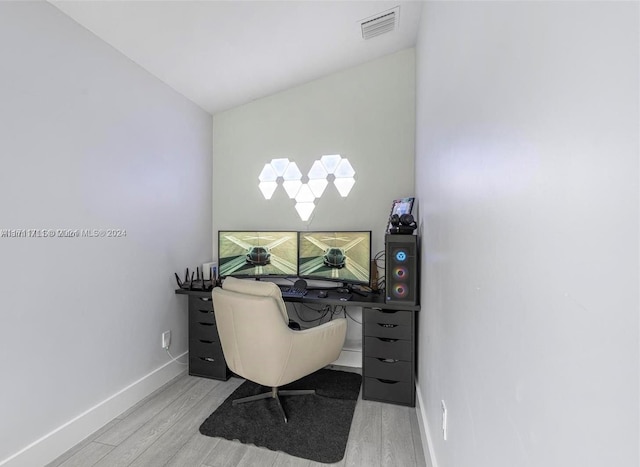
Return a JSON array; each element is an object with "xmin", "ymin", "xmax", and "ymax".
[{"xmin": 176, "ymin": 288, "xmax": 419, "ymax": 406}]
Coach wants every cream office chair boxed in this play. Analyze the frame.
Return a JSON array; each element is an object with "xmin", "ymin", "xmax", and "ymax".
[{"xmin": 212, "ymin": 276, "xmax": 347, "ymax": 422}]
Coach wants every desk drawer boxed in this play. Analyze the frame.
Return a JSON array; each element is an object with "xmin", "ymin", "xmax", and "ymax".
[
  {"xmin": 189, "ymin": 356, "xmax": 229, "ymax": 380},
  {"xmin": 188, "ymin": 296, "xmax": 215, "ymax": 324},
  {"xmin": 364, "ymin": 308, "xmax": 412, "ymax": 326},
  {"xmin": 364, "ymin": 321, "xmax": 412, "ymax": 340},
  {"xmin": 190, "ymin": 337, "xmax": 224, "ymax": 359},
  {"xmin": 364, "ymin": 357, "xmax": 412, "ymax": 382},
  {"xmin": 364, "ymin": 336, "xmax": 412, "ymax": 361},
  {"xmin": 189, "ymin": 320, "xmax": 219, "ymax": 341},
  {"xmin": 363, "ymin": 377, "xmax": 414, "ymax": 406}
]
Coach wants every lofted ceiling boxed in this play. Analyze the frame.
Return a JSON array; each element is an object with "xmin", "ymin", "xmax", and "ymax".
[{"xmin": 50, "ymin": 1, "xmax": 423, "ymax": 115}]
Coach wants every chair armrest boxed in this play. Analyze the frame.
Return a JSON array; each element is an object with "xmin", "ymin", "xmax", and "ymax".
[{"xmin": 278, "ymin": 318, "xmax": 347, "ymax": 385}]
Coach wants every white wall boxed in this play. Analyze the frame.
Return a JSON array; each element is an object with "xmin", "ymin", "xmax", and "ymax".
[
  {"xmin": 212, "ymin": 49, "xmax": 416, "ymax": 258},
  {"xmin": 212, "ymin": 49, "xmax": 415, "ymax": 364},
  {"xmin": 415, "ymin": 2, "xmax": 639, "ymax": 467},
  {"xmin": 0, "ymin": 3, "xmax": 212, "ymax": 465}
]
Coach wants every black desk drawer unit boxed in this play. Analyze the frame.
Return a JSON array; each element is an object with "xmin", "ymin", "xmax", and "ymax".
[
  {"xmin": 187, "ymin": 295, "xmax": 230, "ymax": 381},
  {"xmin": 363, "ymin": 308, "xmax": 415, "ymax": 406}
]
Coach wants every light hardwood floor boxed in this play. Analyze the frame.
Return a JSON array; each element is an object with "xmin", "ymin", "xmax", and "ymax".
[{"xmin": 47, "ymin": 371, "xmax": 427, "ymax": 467}]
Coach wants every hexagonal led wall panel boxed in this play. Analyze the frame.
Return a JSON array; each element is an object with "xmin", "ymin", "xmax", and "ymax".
[
  {"xmin": 332, "ymin": 159, "xmax": 355, "ymax": 197},
  {"xmin": 258, "ymin": 155, "xmax": 356, "ymax": 221}
]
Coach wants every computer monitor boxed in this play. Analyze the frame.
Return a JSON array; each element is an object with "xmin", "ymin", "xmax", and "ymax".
[
  {"xmin": 218, "ymin": 231, "xmax": 298, "ymax": 279},
  {"xmin": 298, "ymin": 231, "xmax": 371, "ymax": 285}
]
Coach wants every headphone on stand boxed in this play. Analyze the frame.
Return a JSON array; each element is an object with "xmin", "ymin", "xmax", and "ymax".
[{"xmin": 389, "ymin": 213, "xmax": 417, "ymax": 234}]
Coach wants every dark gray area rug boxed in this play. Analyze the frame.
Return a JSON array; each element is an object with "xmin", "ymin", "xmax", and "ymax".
[{"xmin": 199, "ymin": 369, "xmax": 362, "ymax": 464}]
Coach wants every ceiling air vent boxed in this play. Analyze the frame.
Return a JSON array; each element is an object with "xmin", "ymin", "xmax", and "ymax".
[{"xmin": 360, "ymin": 7, "xmax": 399, "ymax": 40}]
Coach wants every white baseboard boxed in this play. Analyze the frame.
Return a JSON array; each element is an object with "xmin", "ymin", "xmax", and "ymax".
[
  {"xmin": 0, "ymin": 352, "xmax": 188, "ymax": 467},
  {"xmin": 415, "ymin": 380, "xmax": 439, "ymax": 467}
]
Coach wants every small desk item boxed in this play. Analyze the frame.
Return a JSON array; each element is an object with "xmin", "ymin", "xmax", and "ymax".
[
  {"xmin": 280, "ymin": 278, "xmax": 308, "ymax": 299},
  {"xmin": 280, "ymin": 286, "xmax": 308, "ymax": 299}
]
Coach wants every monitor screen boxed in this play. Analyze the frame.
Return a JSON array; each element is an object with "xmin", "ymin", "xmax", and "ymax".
[
  {"xmin": 298, "ymin": 231, "xmax": 371, "ymax": 285},
  {"xmin": 218, "ymin": 231, "xmax": 298, "ymax": 278}
]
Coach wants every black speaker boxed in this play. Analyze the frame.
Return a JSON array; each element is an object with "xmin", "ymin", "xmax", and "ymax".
[{"xmin": 385, "ymin": 234, "xmax": 418, "ymax": 305}]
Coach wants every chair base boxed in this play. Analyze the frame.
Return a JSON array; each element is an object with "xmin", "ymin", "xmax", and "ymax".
[{"xmin": 232, "ymin": 386, "xmax": 315, "ymax": 423}]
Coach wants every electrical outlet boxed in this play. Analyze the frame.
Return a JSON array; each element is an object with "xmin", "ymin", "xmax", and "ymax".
[
  {"xmin": 441, "ymin": 400, "xmax": 448, "ymax": 440},
  {"xmin": 162, "ymin": 331, "xmax": 171, "ymax": 350}
]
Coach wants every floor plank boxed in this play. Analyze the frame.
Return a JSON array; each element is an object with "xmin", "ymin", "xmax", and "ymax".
[
  {"xmin": 116, "ymin": 371, "xmax": 189, "ymax": 420},
  {"xmin": 344, "ymin": 399, "xmax": 382, "ymax": 467},
  {"xmin": 273, "ymin": 452, "xmax": 312, "ymax": 467},
  {"xmin": 51, "ymin": 373, "xmax": 427, "ymax": 467},
  {"xmin": 128, "ymin": 379, "xmax": 239, "ymax": 467},
  {"xmin": 164, "ymin": 433, "xmax": 220, "ymax": 467},
  {"xmin": 202, "ymin": 438, "xmax": 250, "ymax": 467},
  {"xmin": 96, "ymin": 373, "xmax": 198, "ymax": 446},
  {"xmin": 410, "ymin": 405, "xmax": 429, "ymax": 467},
  {"xmin": 56, "ymin": 442, "xmax": 113, "ymax": 467},
  {"xmin": 309, "ymin": 457, "xmax": 345, "ymax": 467},
  {"xmin": 93, "ymin": 377, "xmax": 220, "ymax": 467},
  {"xmin": 380, "ymin": 404, "xmax": 418, "ymax": 467},
  {"xmin": 45, "ymin": 418, "xmax": 121, "ymax": 467},
  {"xmin": 235, "ymin": 445, "xmax": 280, "ymax": 467}
]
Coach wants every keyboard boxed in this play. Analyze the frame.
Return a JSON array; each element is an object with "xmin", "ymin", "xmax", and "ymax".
[{"xmin": 281, "ymin": 286, "xmax": 308, "ymax": 299}]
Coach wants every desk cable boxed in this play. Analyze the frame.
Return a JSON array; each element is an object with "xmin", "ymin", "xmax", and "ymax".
[
  {"xmin": 373, "ymin": 250, "xmax": 386, "ymax": 293},
  {"xmin": 165, "ymin": 348, "xmax": 188, "ymax": 365},
  {"xmin": 292, "ymin": 302, "xmax": 363, "ymax": 327},
  {"xmin": 292, "ymin": 303, "xmax": 334, "ymax": 328},
  {"xmin": 343, "ymin": 307, "xmax": 362, "ymax": 325}
]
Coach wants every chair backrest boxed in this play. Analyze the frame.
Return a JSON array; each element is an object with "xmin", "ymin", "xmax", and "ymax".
[
  {"xmin": 212, "ymin": 277, "xmax": 295, "ymax": 386},
  {"xmin": 220, "ymin": 276, "xmax": 289, "ymax": 323}
]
